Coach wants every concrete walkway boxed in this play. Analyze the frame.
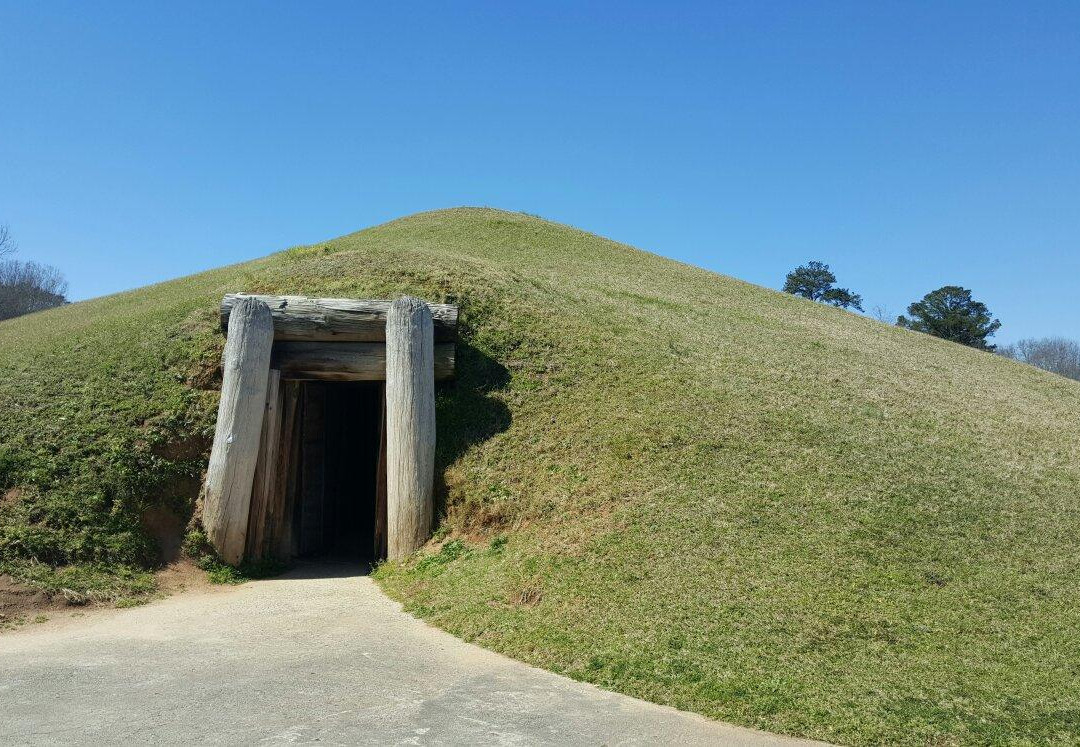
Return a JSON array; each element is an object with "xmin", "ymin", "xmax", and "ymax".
[{"xmin": 0, "ymin": 564, "xmax": 819, "ymax": 746}]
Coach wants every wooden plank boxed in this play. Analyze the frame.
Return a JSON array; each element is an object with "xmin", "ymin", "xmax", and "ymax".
[
  {"xmin": 221, "ymin": 294, "xmax": 458, "ymax": 342},
  {"xmin": 202, "ymin": 297, "xmax": 275, "ymax": 565},
  {"xmin": 385, "ymin": 296, "xmax": 436, "ymax": 560},
  {"xmin": 271, "ymin": 341, "xmax": 455, "ymax": 381},
  {"xmin": 299, "ymin": 383, "xmax": 327, "ymax": 555},
  {"xmin": 268, "ymin": 380, "xmax": 301, "ymax": 560},
  {"xmin": 245, "ymin": 370, "xmax": 282, "ymax": 560},
  {"xmin": 373, "ymin": 383, "xmax": 388, "ymax": 560}
]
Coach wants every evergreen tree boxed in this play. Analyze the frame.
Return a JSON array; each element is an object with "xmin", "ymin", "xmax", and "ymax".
[
  {"xmin": 897, "ymin": 286, "xmax": 1001, "ymax": 350},
  {"xmin": 783, "ymin": 261, "xmax": 863, "ymax": 311}
]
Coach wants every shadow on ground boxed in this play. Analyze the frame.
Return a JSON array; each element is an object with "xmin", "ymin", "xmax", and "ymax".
[{"xmin": 262, "ymin": 560, "xmax": 371, "ymax": 581}]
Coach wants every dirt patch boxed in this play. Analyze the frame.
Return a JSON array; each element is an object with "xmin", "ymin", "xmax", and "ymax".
[
  {"xmin": 155, "ymin": 558, "xmax": 214, "ymax": 597},
  {"xmin": 150, "ymin": 433, "xmax": 211, "ymax": 463},
  {"xmin": 141, "ymin": 504, "xmax": 188, "ymax": 564},
  {"xmin": 1, "ymin": 487, "xmax": 22, "ymax": 509},
  {"xmin": 0, "ymin": 575, "xmax": 71, "ymax": 630},
  {"xmin": 0, "ymin": 559, "xmax": 216, "ymax": 633}
]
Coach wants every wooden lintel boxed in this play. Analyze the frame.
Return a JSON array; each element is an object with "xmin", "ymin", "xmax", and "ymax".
[
  {"xmin": 271, "ymin": 341, "xmax": 455, "ymax": 381},
  {"xmin": 221, "ymin": 294, "xmax": 458, "ymax": 343}
]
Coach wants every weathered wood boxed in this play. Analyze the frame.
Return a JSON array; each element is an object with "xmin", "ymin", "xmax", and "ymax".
[
  {"xmin": 385, "ymin": 296, "xmax": 436, "ymax": 560},
  {"xmin": 221, "ymin": 294, "xmax": 458, "ymax": 342},
  {"xmin": 270, "ymin": 380, "xmax": 302, "ymax": 560},
  {"xmin": 202, "ymin": 297, "xmax": 275, "ymax": 565},
  {"xmin": 271, "ymin": 342, "xmax": 455, "ymax": 381},
  {"xmin": 245, "ymin": 370, "xmax": 282, "ymax": 560},
  {"xmin": 299, "ymin": 383, "xmax": 327, "ymax": 555},
  {"xmin": 373, "ymin": 384, "xmax": 388, "ymax": 560}
]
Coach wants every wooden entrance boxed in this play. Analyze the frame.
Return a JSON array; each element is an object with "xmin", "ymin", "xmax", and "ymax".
[{"xmin": 201, "ymin": 294, "xmax": 457, "ymax": 565}]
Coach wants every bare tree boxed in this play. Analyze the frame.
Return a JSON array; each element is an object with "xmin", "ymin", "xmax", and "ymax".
[
  {"xmin": 0, "ymin": 224, "xmax": 70, "ymax": 321},
  {"xmin": 0, "ymin": 224, "xmax": 16, "ymax": 259},
  {"xmin": 1000, "ymin": 337, "xmax": 1080, "ymax": 382},
  {"xmin": 870, "ymin": 305, "xmax": 892, "ymax": 324},
  {"xmin": 0, "ymin": 259, "xmax": 69, "ymax": 321}
]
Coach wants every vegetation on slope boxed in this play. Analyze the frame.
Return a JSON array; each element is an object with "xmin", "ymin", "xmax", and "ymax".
[{"xmin": 2, "ymin": 209, "xmax": 1079, "ymax": 743}]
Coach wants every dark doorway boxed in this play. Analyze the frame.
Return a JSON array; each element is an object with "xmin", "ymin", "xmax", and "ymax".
[{"xmin": 292, "ymin": 381, "xmax": 385, "ymax": 562}]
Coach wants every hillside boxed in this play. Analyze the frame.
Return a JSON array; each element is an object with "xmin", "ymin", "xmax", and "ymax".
[{"xmin": 2, "ymin": 208, "xmax": 1079, "ymax": 744}]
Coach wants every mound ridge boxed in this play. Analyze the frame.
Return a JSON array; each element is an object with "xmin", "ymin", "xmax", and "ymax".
[{"xmin": 2, "ymin": 208, "xmax": 1079, "ymax": 743}]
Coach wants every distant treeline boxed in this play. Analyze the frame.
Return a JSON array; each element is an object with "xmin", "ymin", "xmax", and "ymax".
[
  {"xmin": 0, "ymin": 224, "xmax": 68, "ymax": 322},
  {"xmin": 998, "ymin": 338, "xmax": 1080, "ymax": 381}
]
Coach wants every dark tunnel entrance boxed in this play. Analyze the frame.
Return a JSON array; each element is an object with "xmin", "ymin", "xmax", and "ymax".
[{"xmin": 293, "ymin": 381, "xmax": 387, "ymax": 563}]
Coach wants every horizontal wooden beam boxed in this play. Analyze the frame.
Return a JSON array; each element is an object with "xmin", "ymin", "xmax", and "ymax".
[
  {"xmin": 221, "ymin": 294, "xmax": 458, "ymax": 342},
  {"xmin": 271, "ymin": 341, "xmax": 455, "ymax": 381}
]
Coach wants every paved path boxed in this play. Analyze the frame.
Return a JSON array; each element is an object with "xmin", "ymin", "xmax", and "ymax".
[{"xmin": 0, "ymin": 564, "xmax": 818, "ymax": 746}]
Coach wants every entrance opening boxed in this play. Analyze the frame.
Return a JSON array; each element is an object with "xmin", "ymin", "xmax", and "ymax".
[{"xmin": 292, "ymin": 381, "xmax": 386, "ymax": 563}]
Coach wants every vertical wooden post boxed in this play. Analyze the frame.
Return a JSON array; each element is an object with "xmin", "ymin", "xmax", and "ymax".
[
  {"xmin": 373, "ymin": 383, "xmax": 388, "ymax": 560},
  {"xmin": 275, "ymin": 381, "xmax": 303, "ymax": 560},
  {"xmin": 267, "ymin": 380, "xmax": 301, "ymax": 560},
  {"xmin": 245, "ymin": 369, "xmax": 282, "ymax": 560},
  {"xmin": 202, "ymin": 297, "xmax": 274, "ymax": 565},
  {"xmin": 299, "ymin": 383, "xmax": 327, "ymax": 555},
  {"xmin": 385, "ymin": 296, "xmax": 436, "ymax": 560}
]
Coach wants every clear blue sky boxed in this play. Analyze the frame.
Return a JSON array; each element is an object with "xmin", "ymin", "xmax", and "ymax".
[{"xmin": 2, "ymin": 1, "xmax": 1077, "ymax": 343}]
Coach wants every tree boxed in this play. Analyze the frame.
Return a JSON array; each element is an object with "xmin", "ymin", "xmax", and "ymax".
[
  {"xmin": 783, "ymin": 260, "xmax": 863, "ymax": 311},
  {"xmin": 870, "ymin": 305, "xmax": 893, "ymax": 323},
  {"xmin": 0, "ymin": 224, "xmax": 69, "ymax": 321},
  {"xmin": 0, "ymin": 224, "xmax": 16, "ymax": 259},
  {"xmin": 0, "ymin": 260, "xmax": 69, "ymax": 320},
  {"xmin": 999, "ymin": 337, "xmax": 1080, "ymax": 381},
  {"xmin": 896, "ymin": 286, "xmax": 1001, "ymax": 350}
]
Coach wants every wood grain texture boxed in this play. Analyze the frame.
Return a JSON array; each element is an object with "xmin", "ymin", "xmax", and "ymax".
[
  {"xmin": 202, "ymin": 297, "xmax": 274, "ymax": 565},
  {"xmin": 271, "ymin": 381, "xmax": 303, "ymax": 560},
  {"xmin": 221, "ymin": 294, "xmax": 458, "ymax": 342},
  {"xmin": 271, "ymin": 341, "xmax": 455, "ymax": 381},
  {"xmin": 373, "ymin": 384, "xmax": 388, "ymax": 560},
  {"xmin": 245, "ymin": 370, "xmax": 282, "ymax": 560},
  {"xmin": 385, "ymin": 296, "xmax": 436, "ymax": 560},
  {"xmin": 299, "ymin": 383, "xmax": 327, "ymax": 556},
  {"xmin": 269, "ymin": 380, "xmax": 302, "ymax": 560}
]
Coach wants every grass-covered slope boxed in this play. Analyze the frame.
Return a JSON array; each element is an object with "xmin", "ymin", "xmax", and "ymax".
[{"xmin": 2, "ymin": 208, "xmax": 1079, "ymax": 743}]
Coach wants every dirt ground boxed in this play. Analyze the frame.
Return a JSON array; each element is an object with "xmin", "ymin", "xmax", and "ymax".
[{"xmin": 0, "ymin": 559, "xmax": 218, "ymax": 633}]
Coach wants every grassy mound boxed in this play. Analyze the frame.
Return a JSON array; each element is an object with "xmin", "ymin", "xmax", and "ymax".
[{"xmin": 2, "ymin": 208, "xmax": 1079, "ymax": 743}]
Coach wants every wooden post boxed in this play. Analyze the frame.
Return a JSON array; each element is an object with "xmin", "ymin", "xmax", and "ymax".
[
  {"xmin": 268, "ymin": 379, "xmax": 302, "ymax": 561},
  {"xmin": 202, "ymin": 297, "xmax": 274, "ymax": 565},
  {"xmin": 245, "ymin": 369, "xmax": 282, "ymax": 560},
  {"xmin": 385, "ymin": 296, "xmax": 436, "ymax": 560},
  {"xmin": 373, "ymin": 384, "xmax": 388, "ymax": 560},
  {"xmin": 299, "ymin": 383, "xmax": 327, "ymax": 555},
  {"xmin": 274, "ymin": 381, "xmax": 303, "ymax": 560}
]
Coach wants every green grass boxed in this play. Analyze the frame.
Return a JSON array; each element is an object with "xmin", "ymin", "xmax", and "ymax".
[
  {"xmin": 183, "ymin": 529, "xmax": 286, "ymax": 584},
  {"xmin": 2, "ymin": 208, "xmax": 1080, "ymax": 743}
]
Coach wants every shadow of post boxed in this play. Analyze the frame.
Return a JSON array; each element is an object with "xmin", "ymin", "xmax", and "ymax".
[{"xmin": 433, "ymin": 341, "xmax": 512, "ymax": 522}]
